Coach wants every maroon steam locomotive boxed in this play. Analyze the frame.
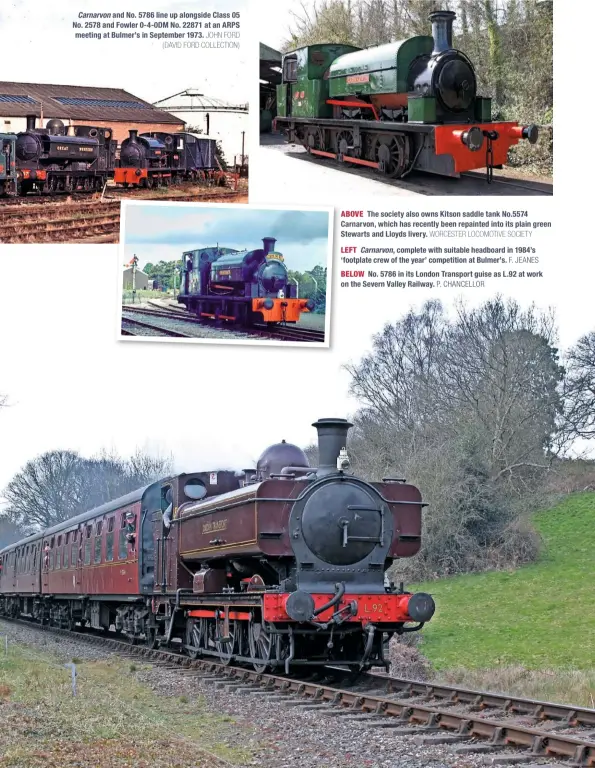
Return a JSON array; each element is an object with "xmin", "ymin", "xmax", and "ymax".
[{"xmin": 0, "ymin": 418, "xmax": 434, "ymax": 672}]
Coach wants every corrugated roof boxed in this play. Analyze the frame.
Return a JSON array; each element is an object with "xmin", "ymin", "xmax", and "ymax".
[
  {"xmin": 0, "ymin": 82, "xmax": 184, "ymax": 125},
  {"xmin": 260, "ymin": 43, "xmax": 282, "ymax": 62}
]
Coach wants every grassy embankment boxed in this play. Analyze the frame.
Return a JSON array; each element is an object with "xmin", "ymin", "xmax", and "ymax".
[
  {"xmin": 413, "ymin": 492, "xmax": 595, "ymax": 706},
  {"xmin": 0, "ymin": 643, "xmax": 251, "ymax": 767}
]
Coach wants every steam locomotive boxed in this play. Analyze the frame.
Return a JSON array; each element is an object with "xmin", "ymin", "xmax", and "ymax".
[
  {"xmin": 115, "ymin": 129, "xmax": 222, "ymax": 188},
  {"xmin": 177, "ymin": 236, "xmax": 315, "ymax": 325},
  {"xmin": 275, "ymin": 10, "xmax": 539, "ymax": 180},
  {"xmin": 0, "ymin": 115, "xmax": 220, "ymax": 196},
  {"xmin": 0, "ymin": 418, "xmax": 434, "ymax": 673},
  {"xmin": 14, "ymin": 116, "xmax": 116, "ymax": 194}
]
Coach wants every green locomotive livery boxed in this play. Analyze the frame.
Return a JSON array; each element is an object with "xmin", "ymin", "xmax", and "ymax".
[{"xmin": 275, "ymin": 10, "xmax": 538, "ymax": 180}]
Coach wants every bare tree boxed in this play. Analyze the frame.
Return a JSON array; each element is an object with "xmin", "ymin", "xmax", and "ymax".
[
  {"xmin": 3, "ymin": 448, "xmax": 173, "ymax": 534},
  {"xmin": 0, "ymin": 517, "xmax": 24, "ymax": 549},
  {"xmin": 344, "ymin": 296, "xmax": 561, "ymax": 579},
  {"xmin": 562, "ymin": 331, "xmax": 595, "ymax": 439}
]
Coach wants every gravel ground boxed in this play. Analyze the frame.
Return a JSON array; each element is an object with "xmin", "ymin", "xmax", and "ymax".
[{"xmin": 0, "ymin": 620, "xmax": 564, "ymax": 768}]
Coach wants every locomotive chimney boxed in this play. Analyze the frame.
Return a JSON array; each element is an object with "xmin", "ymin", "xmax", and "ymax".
[
  {"xmin": 429, "ymin": 10, "xmax": 456, "ymax": 54},
  {"xmin": 128, "ymin": 129, "xmax": 139, "ymax": 143},
  {"xmin": 262, "ymin": 237, "xmax": 276, "ymax": 256},
  {"xmin": 26, "ymin": 114, "xmax": 36, "ymax": 131},
  {"xmin": 312, "ymin": 418, "xmax": 353, "ymax": 477}
]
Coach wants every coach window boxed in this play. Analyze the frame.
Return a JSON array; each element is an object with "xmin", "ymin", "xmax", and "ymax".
[
  {"xmin": 94, "ymin": 521, "xmax": 103, "ymax": 564},
  {"xmin": 118, "ymin": 513, "xmax": 128, "ymax": 560},
  {"xmin": 84, "ymin": 525, "xmax": 92, "ymax": 566},
  {"xmin": 106, "ymin": 517, "xmax": 115, "ymax": 561},
  {"xmin": 71, "ymin": 532, "xmax": 78, "ymax": 566},
  {"xmin": 50, "ymin": 537, "xmax": 55, "ymax": 570},
  {"xmin": 56, "ymin": 536, "xmax": 62, "ymax": 570},
  {"xmin": 63, "ymin": 539, "xmax": 69, "ymax": 569}
]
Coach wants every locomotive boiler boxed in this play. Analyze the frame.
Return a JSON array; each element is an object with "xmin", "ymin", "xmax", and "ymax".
[
  {"xmin": 15, "ymin": 115, "xmax": 116, "ymax": 193},
  {"xmin": 275, "ymin": 9, "xmax": 539, "ymax": 180},
  {"xmin": 177, "ymin": 236, "xmax": 315, "ymax": 325}
]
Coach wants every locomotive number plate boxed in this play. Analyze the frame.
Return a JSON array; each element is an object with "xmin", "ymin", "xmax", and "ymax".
[
  {"xmin": 346, "ymin": 74, "xmax": 370, "ymax": 84},
  {"xmin": 218, "ymin": 269, "xmax": 231, "ymax": 276},
  {"xmin": 267, "ymin": 253, "xmax": 284, "ymax": 261},
  {"xmin": 202, "ymin": 519, "xmax": 228, "ymax": 535},
  {"xmin": 362, "ymin": 602, "xmax": 384, "ymax": 614}
]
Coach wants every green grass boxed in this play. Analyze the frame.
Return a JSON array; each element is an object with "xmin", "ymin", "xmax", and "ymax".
[
  {"xmin": 414, "ymin": 492, "xmax": 595, "ymax": 672},
  {"xmin": 0, "ymin": 643, "xmax": 251, "ymax": 767}
]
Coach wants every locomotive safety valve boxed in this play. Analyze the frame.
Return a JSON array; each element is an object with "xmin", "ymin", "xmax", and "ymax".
[{"xmin": 456, "ymin": 127, "xmax": 484, "ymax": 152}]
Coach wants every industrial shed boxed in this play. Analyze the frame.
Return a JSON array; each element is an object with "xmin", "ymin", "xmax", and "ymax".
[
  {"xmin": 122, "ymin": 267, "xmax": 149, "ymax": 291},
  {"xmin": 260, "ymin": 43, "xmax": 282, "ymax": 133},
  {"xmin": 0, "ymin": 82, "xmax": 184, "ymax": 144}
]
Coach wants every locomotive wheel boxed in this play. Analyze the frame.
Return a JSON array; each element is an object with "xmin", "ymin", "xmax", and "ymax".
[
  {"xmin": 83, "ymin": 178, "xmax": 92, "ymax": 192},
  {"xmin": 146, "ymin": 176, "xmax": 154, "ymax": 189},
  {"xmin": 215, "ymin": 619, "xmax": 237, "ymax": 665},
  {"xmin": 48, "ymin": 176, "xmax": 58, "ymax": 195},
  {"xmin": 306, "ymin": 127, "xmax": 324, "ymax": 152},
  {"xmin": 248, "ymin": 620, "xmax": 273, "ymax": 673},
  {"xmin": 185, "ymin": 618, "xmax": 205, "ymax": 660},
  {"xmin": 335, "ymin": 130, "xmax": 355, "ymax": 158},
  {"xmin": 373, "ymin": 135, "xmax": 411, "ymax": 178},
  {"xmin": 145, "ymin": 625, "xmax": 159, "ymax": 650}
]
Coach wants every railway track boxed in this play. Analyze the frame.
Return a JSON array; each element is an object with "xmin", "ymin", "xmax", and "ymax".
[
  {"xmin": 256, "ymin": 323, "xmax": 326, "ymax": 343},
  {"xmin": 123, "ymin": 304, "xmax": 326, "ymax": 343},
  {"xmin": 1, "ymin": 616, "xmax": 593, "ymax": 766},
  {"xmin": 121, "ymin": 314, "xmax": 193, "ymax": 338},
  {"xmin": 0, "ymin": 185, "xmax": 246, "ymax": 242}
]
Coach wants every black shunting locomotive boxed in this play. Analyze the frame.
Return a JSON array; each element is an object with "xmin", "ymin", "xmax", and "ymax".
[{"xmin": 15, "ymin": 115, "xmax": 116, "ymax": 194}]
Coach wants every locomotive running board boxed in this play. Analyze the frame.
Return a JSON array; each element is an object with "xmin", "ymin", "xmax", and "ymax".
[
  {"xmin": 309, "ymin": 148, "xmax": 380, "ymax": 170},
  {"xmin": 276, "ymin": 116, "xmax": 434, "ymax": 134}
]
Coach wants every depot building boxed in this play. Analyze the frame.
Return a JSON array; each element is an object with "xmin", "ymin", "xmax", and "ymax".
[{"xmin": 0, "ymin": 81, "xmax": 184, "ymax": 144}]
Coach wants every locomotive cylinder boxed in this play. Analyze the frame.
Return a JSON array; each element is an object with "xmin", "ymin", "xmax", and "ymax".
[
  {"xmin": 430, "ymin": 10, "xmax": 456, "ymax": 54},
  {"xmin": 313, "ymin": 418, "xmax": 353, "ymax": 477}
]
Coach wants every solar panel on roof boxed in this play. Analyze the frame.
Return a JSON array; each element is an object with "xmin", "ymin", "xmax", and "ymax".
[
  {"xmin": 0, "ymin": 94, "xmax": 38, "ymax": 104},
  {"xmin": 54, "ymin": 97, "xmax": 151, "ymax": 109}
]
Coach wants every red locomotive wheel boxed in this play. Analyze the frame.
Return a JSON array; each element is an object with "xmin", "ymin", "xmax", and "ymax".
[
  {"xmin": 215, "ymin": 619, "xmax": 237, "ymax": 665},
  {"xmin": 248, "ymin": 620, "xmax": 273, "ymax": 673},
  {"xmin": 185, "ymin": 618, "xmax": 206, "ymax": 660}
]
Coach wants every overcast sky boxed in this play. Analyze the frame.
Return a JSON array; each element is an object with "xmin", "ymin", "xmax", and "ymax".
[{"xmin": 123, "ymin": 202, "xmax": 331, "ymax": 272}]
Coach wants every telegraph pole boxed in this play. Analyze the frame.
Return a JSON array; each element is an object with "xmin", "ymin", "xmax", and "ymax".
[{"xmin": 132, "ymin": 254, "xmax": 138, "ymax": 304}]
